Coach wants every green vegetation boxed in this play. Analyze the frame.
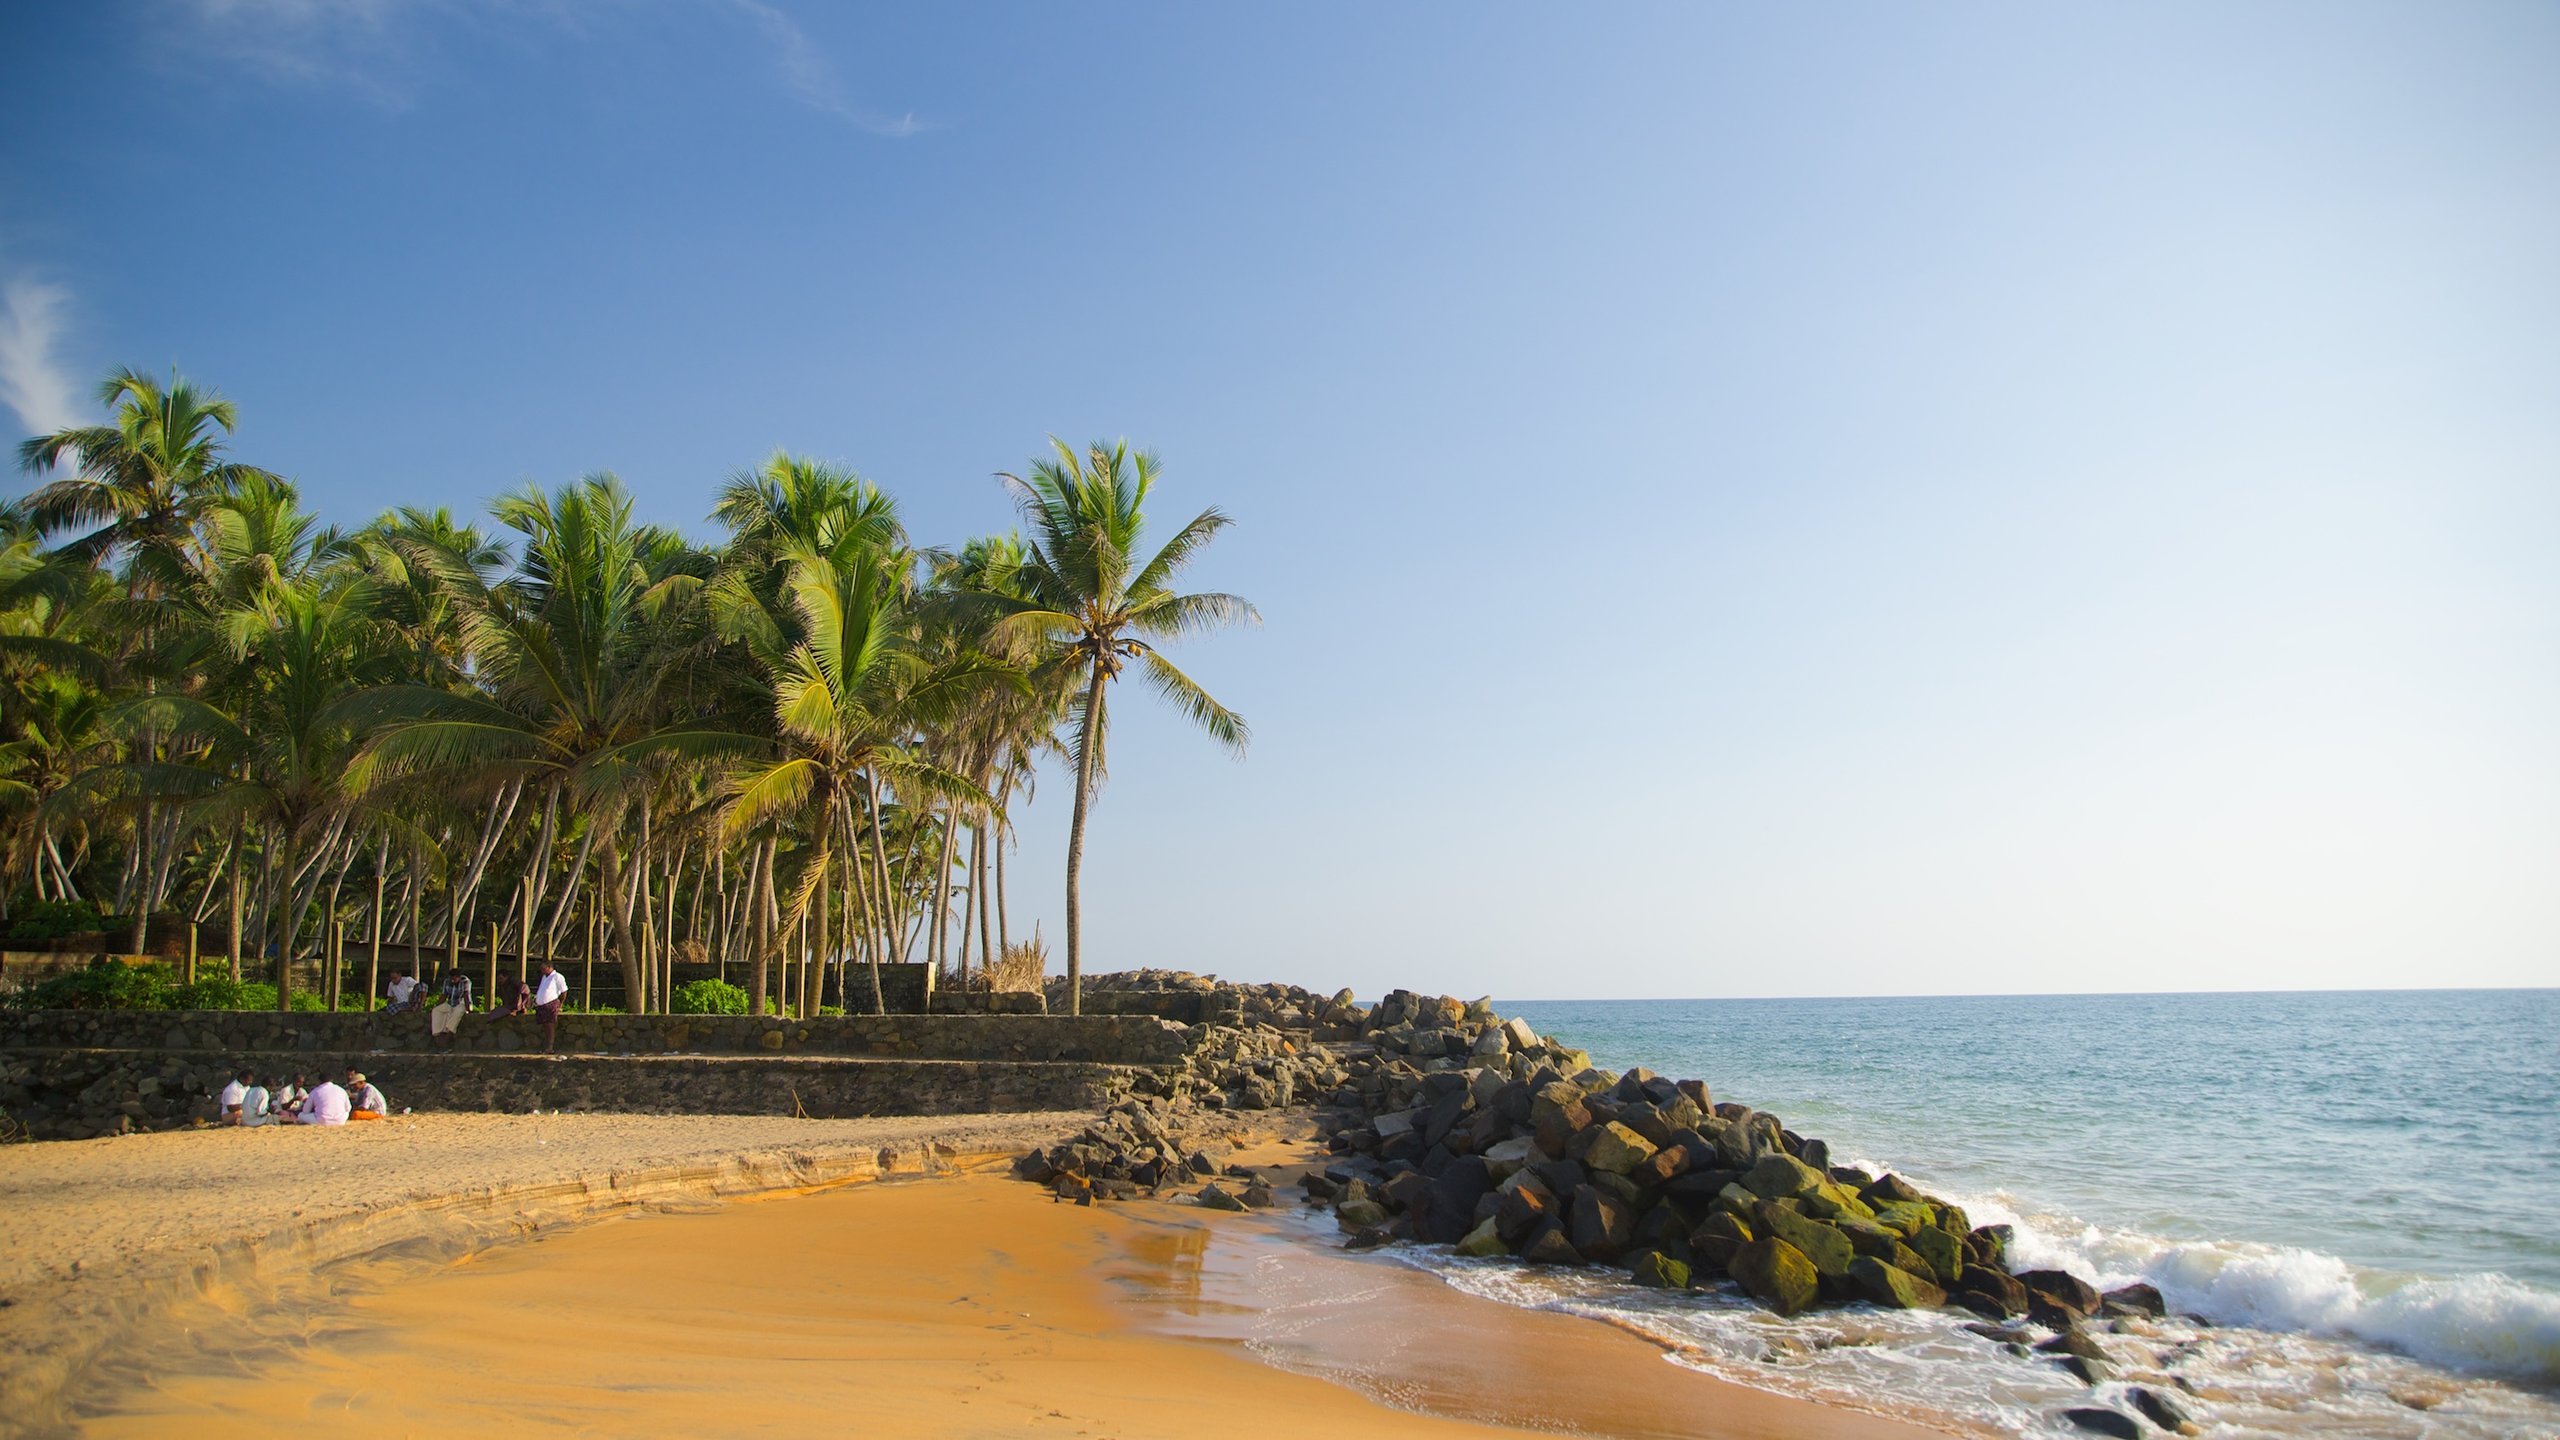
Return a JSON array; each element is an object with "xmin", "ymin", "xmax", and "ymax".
[
  {"xmin": 670, "ymin": 978, "xmax": 751, "ymax": 1015},
  {"xmin": 2, "ymin": 369, "xmax": 1253, "ymax": 1016}
]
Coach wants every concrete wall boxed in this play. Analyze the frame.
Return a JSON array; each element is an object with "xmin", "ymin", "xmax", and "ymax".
[
  {"xmin": 1, "ymin": 1047, "xmax": 1136, "ymax": 1139},
  {"xmin": 0, "ymin": 1008, "xmax": 1192, "ymax": 1066}
]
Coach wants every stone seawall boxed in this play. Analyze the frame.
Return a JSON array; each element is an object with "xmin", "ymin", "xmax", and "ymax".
[
  {"xmin": 9, "ymin": 1048, "xmax": 1138, "ymax": 1134},
  {"xmin": 0, "ymin": 1008, "xmax": 1190, "ymax": 1066}
]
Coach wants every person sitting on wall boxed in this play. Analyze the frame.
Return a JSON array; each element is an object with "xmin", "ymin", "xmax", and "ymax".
[
  {"xmin": 531, "ymin": 960, "xmax": 569, "ymax": 1053},
  {"xmin": 494, "ymin": 976, "xmax": 532, "ymax": 1016},
  {"xmin": 383, "ymin": 967, "xmax": 421, "ymax": 1014},
  {"xmin": 298, "ymin": 1074, "xmax": 351, "ymax": 1125},
  {"xmin": 344, "ymin": 1067, "xmax": 388, "ymax": 1119},
  {"xmin": 218, "ymin": 1069, "xmax": 275, "ymax": 1127},
  {"xmin": 429, "ymin": 969, "xmax": 473, "ymax": 1048}
]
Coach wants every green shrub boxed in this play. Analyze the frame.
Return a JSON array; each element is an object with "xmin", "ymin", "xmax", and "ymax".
[
  {"xmin": 168, "ymin": 975, "xmax": 261, "ymax": 1010},
  {"xmin": 670, "ymin": 978, "xmax": 750, "ymax": 1015},
  {"xmin": 5, "ymin": 897, "xmax": 109, "ymax": 942},
  {"xmin": 20, "ymin": 960, "xmax": 174, "ymax": 1010}
]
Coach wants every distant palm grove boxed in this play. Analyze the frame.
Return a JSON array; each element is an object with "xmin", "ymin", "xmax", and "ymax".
[{"xmin": 1, "ymin": 368, "xmax": 1255, "ymax": 1016}]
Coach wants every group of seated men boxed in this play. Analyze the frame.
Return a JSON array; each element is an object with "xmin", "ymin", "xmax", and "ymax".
[
  {"xmin": 216, "ymin": 1066, "xmax": 389, "ymax": 1126},
  {"xmin": 380, "ymin": 960, "xmax": 571, "ymax": 1050}
]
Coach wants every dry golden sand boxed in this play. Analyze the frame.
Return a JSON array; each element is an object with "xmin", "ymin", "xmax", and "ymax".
[
  {"xmin": 10, "ymin": 1121, "xmax": 1969, "ymax": 1440},
  {"xmin": 0, "ymin": 1110, "xmax": 1091, "ymax": 1433}
]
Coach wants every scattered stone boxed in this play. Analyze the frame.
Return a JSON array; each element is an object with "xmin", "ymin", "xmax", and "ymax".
[
  {"xmin": 2129, "ymin": 1388, "xmax": 2196, "ymax": 1434},
  {"xmin": 2061, "ymin": 1408, "xmax": 2143, "ymax": 1439}
]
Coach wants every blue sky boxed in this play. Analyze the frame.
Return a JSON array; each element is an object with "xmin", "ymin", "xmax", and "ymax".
[{"xmin": 3, "ymin": 2, "xmax": 2554, "ymax": 998}]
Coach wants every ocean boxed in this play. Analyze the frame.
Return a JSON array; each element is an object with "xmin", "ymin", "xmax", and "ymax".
[{"xmin": 1410, "ymin": 990, "xmax": 2560, "ymax": 1437}]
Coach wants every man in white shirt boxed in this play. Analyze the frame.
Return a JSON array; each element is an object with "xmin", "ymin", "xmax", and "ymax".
[
  {"xmin": 218, "ymin": 1069, "xmax": 274, "ymax": 1127},
  {"xmin": 298, "ymin": 1077, "xmax": 351, "ymax": 1126},
  {"xmin": 384, "ymin": 968, "xmax": 421, "ymax": 1014},
  {"xmin": 532, "ymin": 960, "xmax": 570, "ymax": 1052}
]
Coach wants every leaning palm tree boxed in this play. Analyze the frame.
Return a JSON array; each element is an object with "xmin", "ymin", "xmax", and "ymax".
[{"xmin": 982, "ymin": 440, "xmax": 1255, "ymax": 1015}]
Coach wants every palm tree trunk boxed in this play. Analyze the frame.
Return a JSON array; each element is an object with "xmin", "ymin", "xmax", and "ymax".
[
  {"xmin": 1062, "ymin": 659, "xmax": 1108, "ymax": 1017},
  {"xmin": 227, "ymin": 818, "xmax": 246, "ymax": 981},
  {"xmin": 745, "ymin": 834, "xmax": 772, "ymax": 1016},
  {"xmin": 926, "ymin": 799, "xmax": 958, "ymax": 995},
  {"xmin": 601, "ymin": 835, "xmax": 648, "ymax": 1017},
  {"xmin": 368, "ymin": 835, "xmax": 388, "ymax": 1012},
  {"xmin": 843, "ymin": 807, "xmax": 887, "ymax": 1015},
  {"xmin": 976, "ymin": 821, "xmax": 994, "ymax": 987},
  {"xmin": 993, "ymin": 773, "xmax": 1012, "ymax": 955}
]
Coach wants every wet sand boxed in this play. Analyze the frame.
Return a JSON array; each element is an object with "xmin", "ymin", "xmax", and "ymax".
[{"xmin": 64, "ymin": 1151, "xmax": 1965, "ymax": 1440}]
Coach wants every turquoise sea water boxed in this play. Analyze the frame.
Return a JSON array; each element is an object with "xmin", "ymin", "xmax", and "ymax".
[{"xmin": 1451, "ymin": 989, "xmax": 2560, "ymax": 1436}]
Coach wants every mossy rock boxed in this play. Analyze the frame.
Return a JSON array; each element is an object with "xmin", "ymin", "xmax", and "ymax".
[
  {"xmin": 1835, "ymin": 1216, "xmax": 1903, "ymax": 1260},
  {"xmin": 1691, "ymin": 1210, "xmax": 1753, "ymax": 1274},
  {"xmin": 1849, "ymin": 1256, "xmax": 1948, "ymax": 1310},
  {"xmin": 1584, "ymin": 1121, "xmax": 1658, "ymax": 1175},
  {"xmin": 1336, "ymin": 1199, "xmax": 1390, "ymax": 1231},
  {"xmin": 1629, "ymin": 1250, "xmax": 1690, "ymax": 1289},
  {"xmin": 1757, "ymin": 1203, "xmax": 1855, "ymax": 1280},
  {"xmin": 1455, "ymin": 1216, "xmax": 1508, "ymax": 1258},
  {"xmin": 1871, "ymin": 1200, "xmax": 1934, "ymax": 1236},
  {"xmin": 1741, "ymin": 1152, "xmax": 1824, "ymax": 1200},
  {"xmin": 1909, "ymin": 1226, "xmax": 1964, "ymax": 1284},
  {"xmin": 1731, "ymin": 1237, "xmax": 1821, "ymax": 1316}
]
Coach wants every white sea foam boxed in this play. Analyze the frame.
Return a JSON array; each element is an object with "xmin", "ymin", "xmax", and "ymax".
[{"xmin": 1940, "ymin": 1180, "xmax": 2560, "ymax": 1386}]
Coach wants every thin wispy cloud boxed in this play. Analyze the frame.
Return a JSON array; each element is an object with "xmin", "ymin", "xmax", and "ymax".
[
  {"xmin": 169, "ymin": 0, "xmax": 929, "ymax": 135},
  {"xmin": 727, "ymin": 0, "xmax": 927, "ymax": 137},
  {"xmin": 0, "ymin": 278, "xmax": 82, "ymax": 443}
]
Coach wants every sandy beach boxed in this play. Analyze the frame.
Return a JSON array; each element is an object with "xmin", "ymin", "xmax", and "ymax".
[
  {"xmin": 0, "ymin": 1110, "xmax": 1088, "ymax": 1434},
  {"xmin": 4, "ymin": 1118, "xmax": 1965, "ymax": 1440}
]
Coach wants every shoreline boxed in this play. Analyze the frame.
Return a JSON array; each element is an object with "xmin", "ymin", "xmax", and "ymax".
[
  {"xmin": 51, "ymin": 1132, "xmax": 1965, "ymax": 1439},
  {"xmin": 0, "ymin": 1110, "xmax": 1093, "ymax": 1435}
]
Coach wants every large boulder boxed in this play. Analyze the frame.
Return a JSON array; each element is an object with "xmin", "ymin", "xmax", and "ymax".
[
  {"xmin": 1952, "ymin": 1266, "xmax": 2030, "ymax": 1320},
  {"xmin": 2017, "ymin": 1270, "xmax": 2102, "ymax": 1328},
  {"xmin": 1690, "ymin": 1211, "xmax": 1754, "ymax": 1274},
  {"xmin": 1520, "ymin": 1222, "xmax": 1585, "ymax": 1266},
  {"xmin": 1907, "ymin": 1226, "xmax": 1964, "ymax": 1284},
  {"xmin": 1567, "ymin": 1185, "xmax": 1634, "ymax": 1262},
  {"xmin": 1757, "ymin": 1203, "xmax": 1855, "ymax": 1281},
  {"xmin": 1530, "ymin": 1082, "xmax": 1592, "ymax": 1156},
  {"xmin": 1741, "ymin": 1151, "xmax": 1824, "ymax": 1201},
  {"xmin": 1730, "ymin": 1237, "xmax": 1821, "ymax": 1316},
  {"xmin": 1454, "ymin": 1217, "xmax": 1509, "ymax": 1258},
  {"xmin": 2103, "ymin": 1282, "xmax": 2167, "ymax": 1319},
  {"xmin": 1628, "ymin": 1250, "xmax": 1691, "ymax": 1289},
  {"xmin": 1869, "ymin": 1200, "xmax": 1935, "ymax": 1236},
  {"xmin": 1495, "ymin": 1172, "xmax": 1558, "ymax": 1244},
  {"xmin": 1480, "ymin": 1136, "xmax": 1536, "ymax": 1180},
  {"xmin": 1336, "ymin": 1198, "xmax": 1390, "ymax": 1231},
  {"xmin": 1583, "ymin": 1123, "xmax": 1658, "ymax": 1176},
  {"xmin": 1849, "ymin": 1256, "xmax": 1948, "ymax": 1310}
]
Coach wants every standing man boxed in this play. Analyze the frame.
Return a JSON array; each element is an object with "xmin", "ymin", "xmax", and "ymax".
[{"xmin": 532, "ymin": 960, "xmax": 569, "ymax": 1053}]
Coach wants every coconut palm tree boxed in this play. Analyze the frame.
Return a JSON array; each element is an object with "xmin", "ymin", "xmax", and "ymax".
[
  {"xmin": 982, "ymin": 440, "xmax": 1255, "ymax": 1014},
  {"xmin": 347, "ymin": 475, "xmax": 736, "ymax": 1013}
]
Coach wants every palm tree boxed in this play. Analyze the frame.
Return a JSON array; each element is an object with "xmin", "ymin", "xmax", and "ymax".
[
  {"xmin": 983, "ymin": 440, "xmax": 1255, "ymax": 1015},
  {"xmin": 349, "ymin": 475, "xmax": 733, "ymax": 1014}
]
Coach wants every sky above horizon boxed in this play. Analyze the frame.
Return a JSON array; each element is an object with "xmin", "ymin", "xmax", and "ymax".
[{"xmin": 2, "ymin": 3, "xmax": 2554, "ymax": 1000}]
